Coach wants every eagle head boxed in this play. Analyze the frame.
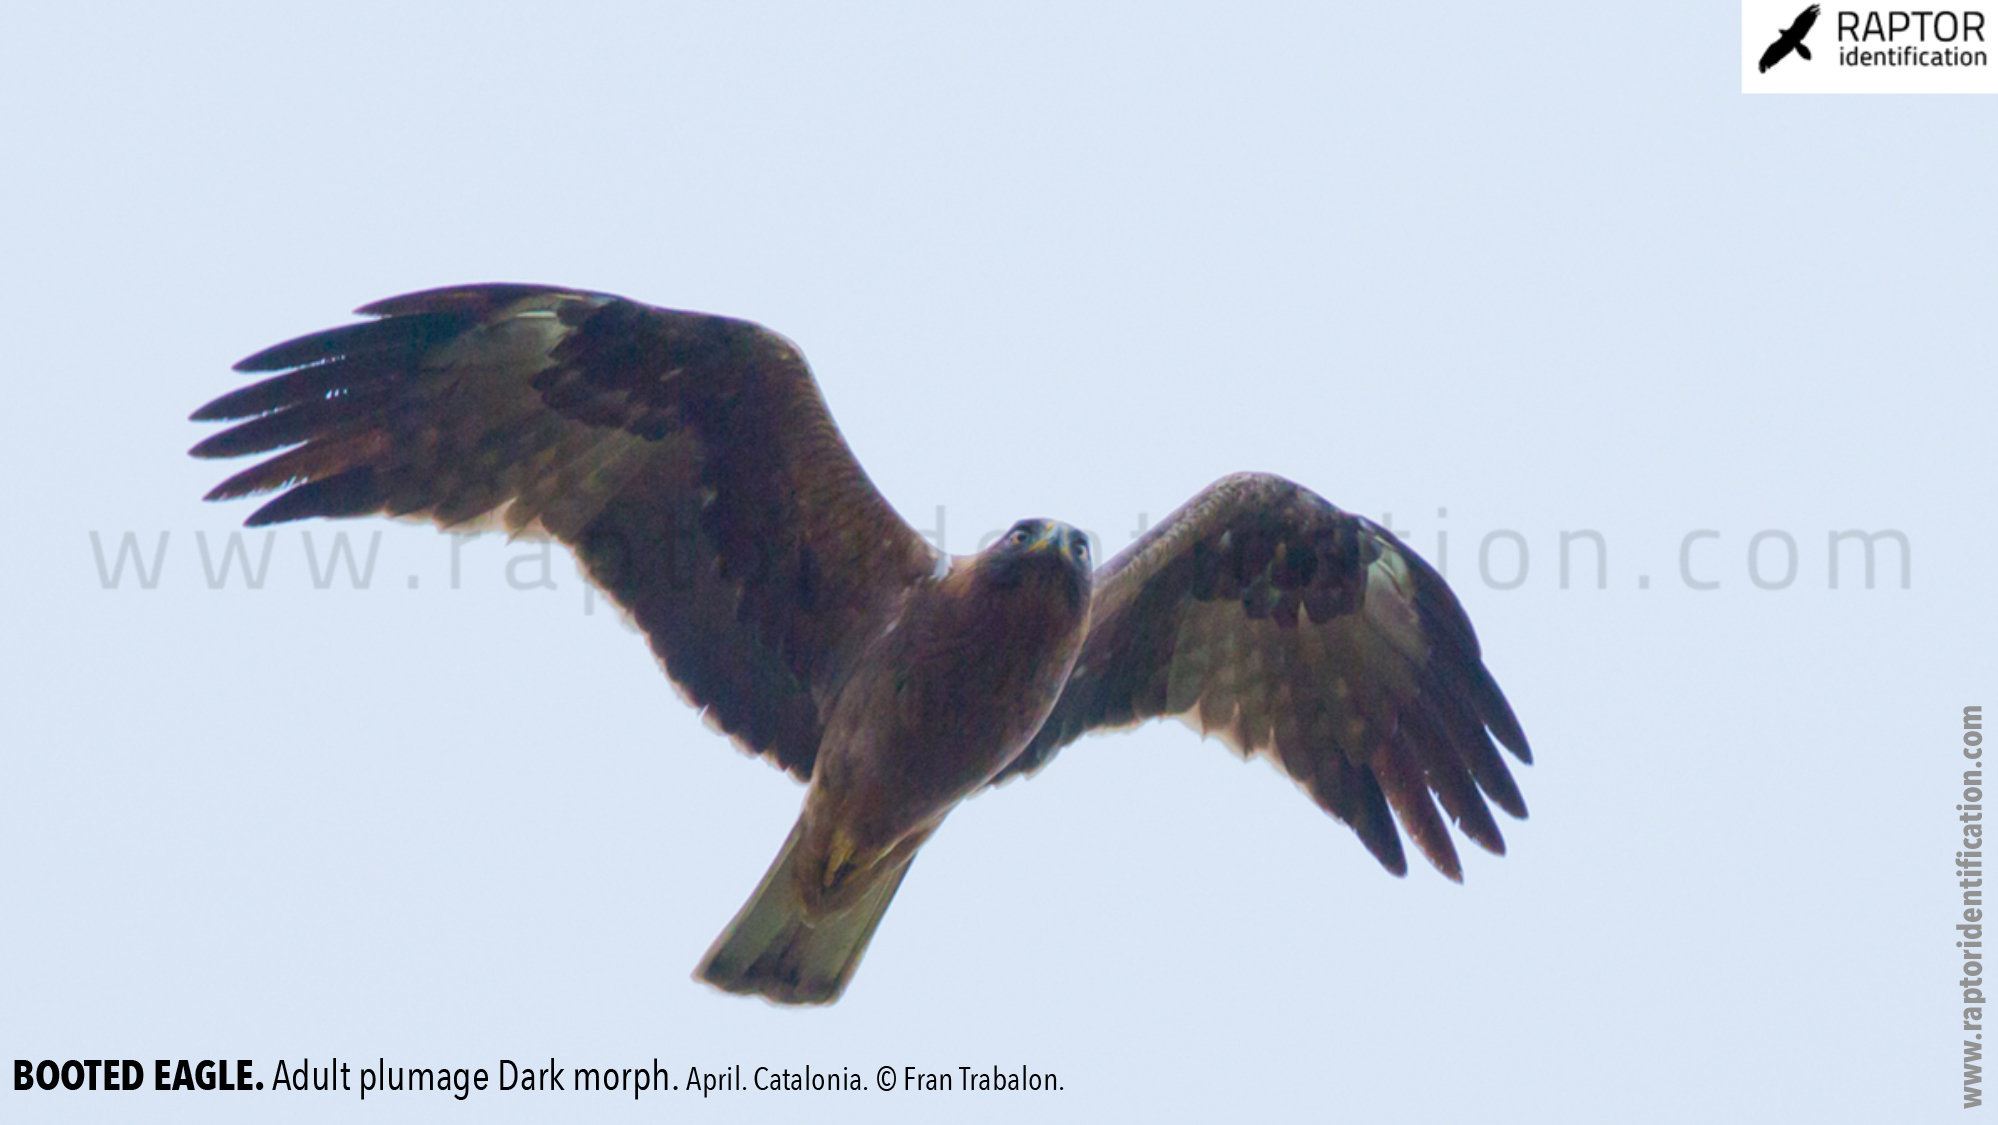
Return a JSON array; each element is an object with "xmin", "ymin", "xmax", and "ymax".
[{"xmin": 979, "ymin": 518, "xmax": 1093, "ymax": 612}]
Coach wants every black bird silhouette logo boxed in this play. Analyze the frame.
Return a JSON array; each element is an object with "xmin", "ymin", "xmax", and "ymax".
[{"xmin": 1760, "ymin": 4, "xmax": 1821, "ymax": 72}]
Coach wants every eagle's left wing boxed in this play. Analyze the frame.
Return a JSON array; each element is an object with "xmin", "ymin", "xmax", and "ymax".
[{"xmin": 994, "ymin": 472, "xmax": 1530, "ymax": 880}]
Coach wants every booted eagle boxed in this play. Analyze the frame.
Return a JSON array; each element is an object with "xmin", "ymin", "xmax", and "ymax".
[{"xmin": 191, "ymin": 284, "xmax": 1532, "ymax": 1005}]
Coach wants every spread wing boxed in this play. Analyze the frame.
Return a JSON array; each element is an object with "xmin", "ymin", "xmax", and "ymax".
[
  {"xmin": 1758, "ymin": 37, "xmax": 1793, "ymax": 72},
  {"xmin": 996, "ymin": 472, "xmax": 1530, "ymax": 880},
  {"xmin": 191, "ymin": 283, "xmax": 940, "ymax": 779},
  {"xmin": 1790, "ymin": 4, "xmax": 1819, "ymax": 37}
]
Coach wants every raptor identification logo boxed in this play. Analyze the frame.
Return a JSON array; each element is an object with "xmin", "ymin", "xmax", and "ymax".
[{"xmin": 1742, "ymin": 0, "xmax": 1998, "ymax": 91}]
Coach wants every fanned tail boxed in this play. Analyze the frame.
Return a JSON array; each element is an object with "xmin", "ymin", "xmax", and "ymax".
[{"xmin": 695, "ymin": 819, "xmax": 914, "ymax": 1005}]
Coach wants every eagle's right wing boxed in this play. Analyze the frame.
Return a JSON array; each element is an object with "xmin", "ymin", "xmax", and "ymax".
[{"xmin": 192, "ymin": 284, "xmax": 941, "ymax": 780}]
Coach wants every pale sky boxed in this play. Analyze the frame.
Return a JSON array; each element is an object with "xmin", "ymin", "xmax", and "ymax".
[{"xmin": 4, "ymin": 3, "xmax": 1992, "ymax": 1122}]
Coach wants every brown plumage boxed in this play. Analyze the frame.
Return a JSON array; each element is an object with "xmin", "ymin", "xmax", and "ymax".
[
  {"xmin": 701, "ymin": 522, "xmax": 1091, "ymax": 1001},
  {"xmin": 191, "ymin": 283, "xmax": 1532, "ymax": 1005},
  {"xmin": 994, "ymin": 474, "xmax": 1530, "ymax": 881}
]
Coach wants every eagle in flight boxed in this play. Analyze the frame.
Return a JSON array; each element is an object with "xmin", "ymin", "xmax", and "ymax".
[
  {"xmin": 191, "ymin": 284, "xmax": 1532, "ymax": 1005},
  {"xmin": 1759, "ymin": 4, "xmax": 1820, "ymax": 72}
]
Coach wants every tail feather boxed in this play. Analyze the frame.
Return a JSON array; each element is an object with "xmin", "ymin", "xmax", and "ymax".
[{"xmin": 695, "ymin": 819, "xmax": 915, "ymax": 1005}]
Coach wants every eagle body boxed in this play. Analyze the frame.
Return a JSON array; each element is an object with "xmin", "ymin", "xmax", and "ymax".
[
  {"xmin": 807, "ymin": 529, "xmax": 1092, "ymax": 887},
  {"xmin": 701, "ymin": 524, "xmax": 1092, "ymax": 1000},
  {"xmin": 192, "ymin": 283, "xmax": 1534, "ymax": 1006}
]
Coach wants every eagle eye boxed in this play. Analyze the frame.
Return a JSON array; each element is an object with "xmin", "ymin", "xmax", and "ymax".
[{"xmin": 1007, "ymin": 525, "xmax": 1034, "ymax": 548}]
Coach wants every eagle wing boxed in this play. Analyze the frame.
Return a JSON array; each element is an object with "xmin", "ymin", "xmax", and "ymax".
[
  {"xmin": 1758, "ymin": 38, "xmax": 1794, "ymax": 72},
  {"xmin": 192, "ymin": 284, "xmax": 940, "ymax": 779},
  {"xmin": 996, "ymin": 472, "xmax": 1530, "ymax": 880}
]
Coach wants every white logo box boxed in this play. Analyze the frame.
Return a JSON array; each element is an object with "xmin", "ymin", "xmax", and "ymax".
[{"xmin": 1743, "ymin": 1, "xmax": 1998, "ymax": 92}]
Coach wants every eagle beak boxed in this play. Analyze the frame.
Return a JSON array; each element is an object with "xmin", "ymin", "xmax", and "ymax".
[{"xmin": 1033, "ymin": 525, "xmax": 1086, "ymax": 561}]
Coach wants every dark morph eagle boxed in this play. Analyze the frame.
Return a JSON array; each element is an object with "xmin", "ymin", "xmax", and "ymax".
[
  {"xmin": 1760, "ymin": 4, "xmax": 1820, "ymax": 72},
  {"xmin": 190, "ymin": 284, "xmax": 1533, "ymax": 1005}
]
